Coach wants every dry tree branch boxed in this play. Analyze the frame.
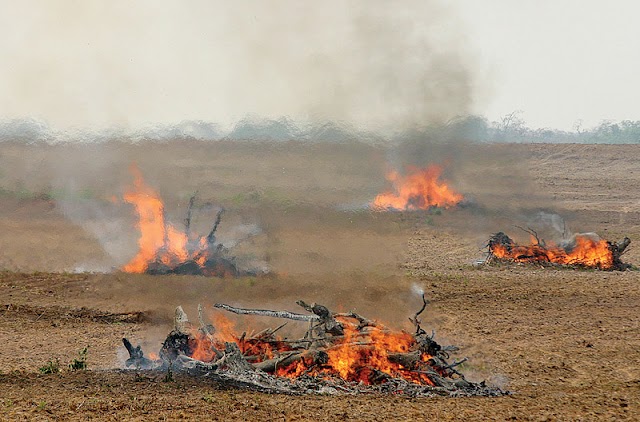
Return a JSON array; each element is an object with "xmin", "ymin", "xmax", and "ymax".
[
  {"xmin": 214, "ymin": 303, "xmax": 319, "ymax": 322},
  {"xmin": 206, "ymin": 208, "xmax": 225, "ymax": 246},
  {"xmin": 184, "ymin": 191, "xmax": 198, "ymax": 237},
  {"xmin": 333, "ymin": 311, "xmax": 383, "ymax": 329},
  {"xmin": 514, "ymin": 225, "xmax": 544, "ymax": 246},
  {"xmin": 409, "ymin": 293, "xmax": 429, "ymax": 336}
]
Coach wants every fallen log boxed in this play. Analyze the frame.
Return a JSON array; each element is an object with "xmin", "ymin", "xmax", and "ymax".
[
  {"xmin": 221, "ymin": 342, "xmax": 255, "ymax": 373},
  {"xmin": 388, "ymin": 350, "xmax": 422, "ymax": 369}
]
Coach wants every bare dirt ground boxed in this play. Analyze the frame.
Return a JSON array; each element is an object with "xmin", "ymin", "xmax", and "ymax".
[{"xmin": 0, "ymin": 141, "xmax": 638, "ymax": 420}]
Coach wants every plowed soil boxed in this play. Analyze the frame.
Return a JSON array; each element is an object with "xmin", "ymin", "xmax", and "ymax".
[{"xmin": 0, "ymin": 141, "xmax": 638, "ymax": 420}]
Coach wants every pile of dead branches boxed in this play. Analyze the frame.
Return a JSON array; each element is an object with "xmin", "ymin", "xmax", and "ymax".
[
  {"xmin": 122, "ymin": 298, "xmax": 505, "ymax": 397},
  {"xmin": 485, "ymin": 228, "xmax": 631, "ymax": 271},
  {"xmin": 143, "ymin": 194, "xmax": 256, "ymax": 277}
]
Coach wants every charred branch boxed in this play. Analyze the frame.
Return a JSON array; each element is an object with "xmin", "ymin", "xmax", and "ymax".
[
  {"xmin": 221, "ymin": 342, "xmax": 255, "ymax": 373},
  {"xmin": 388, "ymin": 350, "xmax": 422, "ymax": 369},
  {"xmin": 334, "ymin": 311, "xmax": 383, "ymax": 330},
  {"xmin": 409, "ymin": 293, "xmax": 429, "ymax": 336},
  {"xmin": 206, "ymin": 208, "xmax": 225, "ymax": 246},
  {"xmin": 160, "ymin": 331, "xmax": 192, "ymax": 361},
  {"xmin": 616, "ymin": 237, "xmax": 631, "ymax": 254},
  {"xmin": 122, "ymin": 338, "xmax": 156, "ymax": 370},
  {"xmin": 515, "ymin": 225, "xmax": 544, "ymax": 247},
  {"xmin": 174, "ymin": 306, "xmax": 190, "ymax": 333},
  {"xmin": 184, "ymin": 192, "xmax": 198, "ymax": 238},
  {"xmin": 296, "ymin": 300, "xmax": 344, "ymax": 336}
]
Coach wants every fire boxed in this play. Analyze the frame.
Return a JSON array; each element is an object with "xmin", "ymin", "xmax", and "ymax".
[
  {"xmin": 121, "ymin": 164, "xmax": 228, "ymax": 275},
  {"xmin": 321, "ymin": 323, "xmax": 429, "ymax": 384},
  {"xmin": 184, "ymin": 312, "xmax": 436, "ymax": 386},
  {"xmin": 190, "ymin": 333, "xmax": 218, "ymax": 362},
  {"xmin": 211, "ymin": 313, "xmax": 238, "ymax": 344},
  {"xmin": 325, "ymin": 323, "xmax": 361, "ymax": 380},
  {"xmin": 373, "ymin": 165, "xmax": 463, "ymax": 210},
  {"xmin": 490, "ymin": 233, "xmax": 615, "ymax": 269},
  {"xmin": 122, "ymin": 164, "xmax": 171, "ymax": 273},
  {"xmin": 186, "ymin": 312, "xmax": 239, "ymax": 361}
]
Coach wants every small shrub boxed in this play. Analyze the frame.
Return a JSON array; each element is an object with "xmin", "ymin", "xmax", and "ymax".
[
  {"xmin": 69, "ymin": 347, "xmax": 88, "ymax": 371},
  {"xmin": 163, "ymin": 363, "xmax": 174, "ymax": 383},
  {"xmin": 39, "ymin": 359, "xmax": 60, "ymax": 374}
]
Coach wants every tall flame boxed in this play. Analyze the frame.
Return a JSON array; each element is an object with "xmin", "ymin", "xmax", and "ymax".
[
  {"xmin": 325, "ymin": 323, "xmax": 362, "ymax": 380},
  {"xmin": 373, "ymin": 165, "xmax": 463, "ymax": 210},
  {"xmin": 122, "ymin": 165, "xmax": 169, "ymax": 272},
  {"xmin": 122, "ymin": 164, "xmax": 190, "ymax": 273}
]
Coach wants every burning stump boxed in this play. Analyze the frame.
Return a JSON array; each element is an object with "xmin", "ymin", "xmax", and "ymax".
[
  {"xmin": 121, "ymin": 166, "xmax": 260, "ymax": 277},
  {"xmin": 486, "ymin": 230, "xmax": 631, "ymax": 271},
  {"xmin": 122, "ymin": 298, "xmax": 505, "ymax": 397}
]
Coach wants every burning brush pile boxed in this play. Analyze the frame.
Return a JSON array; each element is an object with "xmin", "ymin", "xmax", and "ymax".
[
  {"xmin": 372, "ymin": 164, "xmax": 465, "ymax": 211},
  {"xmin": 121, "ymin": 165, "xmax": 256, "ymax": 277},
  {"xmin": 122, "ymin": 297, "xmax": 504, "ymax": 397},
  {"xmin": 486, "ymin": 228, "xmax": 632, "ymax": 271}
]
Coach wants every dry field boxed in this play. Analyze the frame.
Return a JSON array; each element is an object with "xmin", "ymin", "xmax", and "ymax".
[{"xmin": 0, "ymin": 141, "xmax": 638, "ymax": 420}]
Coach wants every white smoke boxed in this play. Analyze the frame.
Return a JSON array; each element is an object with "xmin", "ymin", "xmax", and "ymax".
[
  {"xmin": 411, "ymin": 283, "xmax": 425, "ymax": 297},
  {"xmin": 530, "ymin": 211, "xmax": 572, "ymax": 239},
  {"xmin": 57, "ymin": 198, "xmax": 138, "ymax": 269}
]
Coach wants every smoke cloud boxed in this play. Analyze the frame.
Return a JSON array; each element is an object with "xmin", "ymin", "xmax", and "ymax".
[{"xmin": 0, "ymin": 0, "xmax": 474, "ymax": 134}]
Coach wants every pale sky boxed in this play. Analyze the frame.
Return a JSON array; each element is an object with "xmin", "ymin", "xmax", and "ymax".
[
  {"xmin": 454, "ymin": 0, "xmax": 640, "ymax": 130},
  {"xmin": 0, "ymin": 1, "xmax": 638, "ymax": 132}
]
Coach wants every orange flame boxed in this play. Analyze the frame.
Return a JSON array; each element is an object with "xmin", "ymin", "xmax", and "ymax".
[
  {"xmin": 182, "ymin": 312, "xmax": 438, "ymax": 386},
  {"xmin": 373, "ymin": 165, "xmax": 463, "ymax": 210},
  {"xmin": 326, "ymin": 323, "xmax": 362, "ymax": 380},
  {"xmin": 491, "ymin": 234, "xmax": 614, "ymax": 269},
  {"xmin": 322, "ymin": 323, "xmax": 432, "ymax": 384},
  {"xmin": 121, "ymin": 164, "xmax": 215, "ymax": 274},
  {"xmin": 122, "ymin": 164, "xmax": 168, "ymax": 273},
  {"xmin": 186, "ymin": 312, "xmax": 239, "ymax": 361},
  {"xmin": 190, "ymin": 333, "xmax": 218, "ymax": 362},
  {"xmin": 211, "ymin": 313, "xmax": 238, "ymax": 344}
]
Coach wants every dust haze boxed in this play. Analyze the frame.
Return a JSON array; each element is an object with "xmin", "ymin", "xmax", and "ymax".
[{"xmin": 0, "ymin": 0, "xmax": 549, "ymax": 332}]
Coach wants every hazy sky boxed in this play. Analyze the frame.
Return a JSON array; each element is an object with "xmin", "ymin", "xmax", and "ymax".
[
  {"xmin": 454, "ymin": 0, "xmax": 640, "ymax": 130},
  {"xmin": 0, "ymin": 0, "xmax": 638, "ymax": 132}
]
